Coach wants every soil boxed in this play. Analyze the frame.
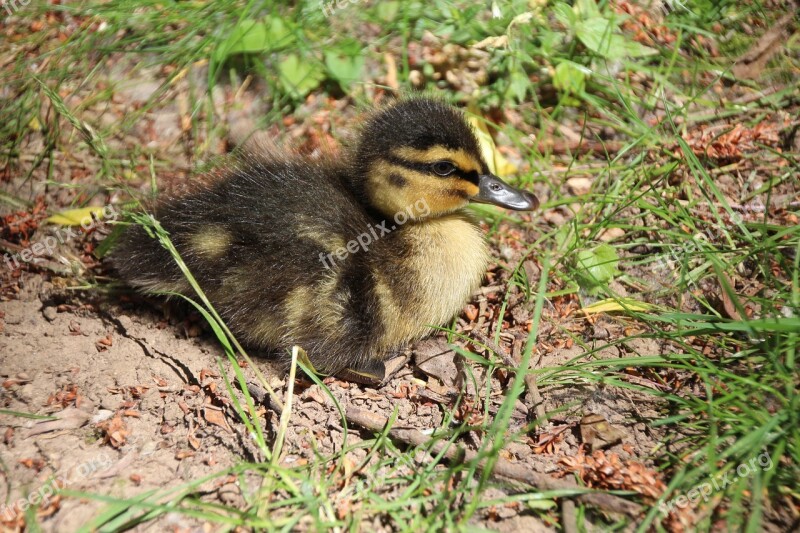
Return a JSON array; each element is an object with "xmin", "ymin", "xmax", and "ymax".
[{"xmin": 0, "ymin": 241, "xmax": 666, "ymax": 531}]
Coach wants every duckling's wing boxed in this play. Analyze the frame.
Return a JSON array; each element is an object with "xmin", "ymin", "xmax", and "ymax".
[{"xmin": 112, "ymin": 155, "xmax": 390, "ymax": 375}]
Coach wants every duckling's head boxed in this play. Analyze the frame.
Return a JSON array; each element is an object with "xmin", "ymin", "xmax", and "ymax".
[{"xmin": 352, "ymin": 98, "xmax": 538, "ymax": 220}]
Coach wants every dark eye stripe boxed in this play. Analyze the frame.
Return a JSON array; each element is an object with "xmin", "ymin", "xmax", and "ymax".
[
  {"xmin": 383, "ymin": 155, "xmax": 480, "ymax": 185},
  {"xmin": 384, "ymin": 154, "xmax": 432, "ymax": 173}
]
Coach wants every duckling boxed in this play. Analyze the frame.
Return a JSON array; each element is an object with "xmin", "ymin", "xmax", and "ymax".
[{"xmin": 112, "ymin": 97, "xmax": 538, "ymax": 382}]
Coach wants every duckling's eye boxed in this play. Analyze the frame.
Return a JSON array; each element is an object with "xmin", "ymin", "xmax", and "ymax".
[{"xmin": 431, "ymin": 161, "xmax": 457, "ymax": 177}]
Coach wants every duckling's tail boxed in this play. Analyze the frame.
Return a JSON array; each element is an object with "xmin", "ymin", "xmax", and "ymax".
[{"xmin": 108, "ymin": 216, "xmax": 191, "ymax": 296}]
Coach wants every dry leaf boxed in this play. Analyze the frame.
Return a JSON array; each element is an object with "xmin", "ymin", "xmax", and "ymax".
[
  {"xmin": 45, "ymin": 206, "xmax": 107, "ymax": 226},
  {"xmin": 579, "ymin": 298, "xmax": 652, "ymax": 316},
  {"xmin": 579, "ymin": 413, "xmax": 626, "ymax": 450},
  {"xmin": 203, "ymin": 407, "xmax": 230, "ymax": 432},
  {"xmin": 27, "ymin": 407, "xmax": 90, "ymax": 437},
  {"xmin": 466, "ymin": 103, "xmax": 518, "ymax": 177},
  {"xmin": 718, "ymin": 273, "xmax": 743, "ymax": 321}
]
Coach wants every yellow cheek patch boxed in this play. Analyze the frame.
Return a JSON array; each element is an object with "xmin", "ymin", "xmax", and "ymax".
[
  {"xmin": 429, "ymin": 180, "xmax": 479, "ymax": 201},
  {"xmin": 462, "ymin": 182, "xmax": 480, "ymax": 197},
  {"xmin": 426, "ymin": 181, "xmax": 477, "ymax": 213},
  {"xmin": 367, "ymin": 161, "xmax": 430, "ymax": 215},
  {"xmin": 392, "ymin": 146, "xmax": 483, "ymax": 174},
  {"xmin": 367, "ymin": 160, "xmax": 479, "ymax": 217},
  {"xmin": 189, "ymin": 227, "xmax": 231, "ymax": 259}
]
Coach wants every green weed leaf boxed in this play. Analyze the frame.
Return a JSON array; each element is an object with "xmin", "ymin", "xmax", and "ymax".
[
  {"xmin": 279, "ymin": 54, "xmax": 325, "ymax": 99},
  {"xmin": 575, "ymin": 243, "xmax": 620, "ymax": 292},
  {"xmin": 376, "ymin": 1, "xmax": 400, "ymax": 22},
  {"xmin": 507, "ymin": 68, "xmax": 529, "ymax": 103},
  {"xmin": 324, "ymin": 46, "xmax": 365, "ymax": 90},
  {"xmin": 553, "ymin": 60, "xmax": 587, "ymax": 95},
  {"xmin": 214, "ymin": 16, "xmax": 294, "ymax": 62},
  {"xmin": 576, "ymin": 17, "xmax": 657, "ymax": 60},
  {"xmin": 552, "ymin": 1, "xmax": 577, "ymax": 29}
]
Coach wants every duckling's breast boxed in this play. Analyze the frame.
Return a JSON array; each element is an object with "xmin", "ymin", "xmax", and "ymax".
[{"xmin": 372, "ymin": 213, "xmax": 489, "ymax": 350}]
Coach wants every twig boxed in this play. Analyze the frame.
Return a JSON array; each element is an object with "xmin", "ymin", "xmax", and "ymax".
[
  {"xmin": 676, "ymin": 84, "xmax": 796, "ymax": 126},
  {"xmin": 561, "ymin": 499, "xmax": 579, "ymax": 533},
  {"xmin": 517, "ymin": 337, "xmax": 547, "ymax": 422},
  {"xmin": 470, "ymin": 330, "xmax": 515, "ymax": 367},
  {"xmin": 524, "ymin": 372, "xmax": 547, "ymax": 422},
  {"xmin": 345, "ymin": 405, "xmax": 643, "ymax": 518},
  {"xmin": 246, "ymin": 379, "xmax": 284, "ymax": 415},
  {"xmin": 731, "ymin": 12, "xmax": 797, "ymax": 79}
]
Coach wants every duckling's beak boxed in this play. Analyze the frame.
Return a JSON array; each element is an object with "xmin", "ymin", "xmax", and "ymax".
[{"xmin": 474, "ymin": 174, "xmax": 539, "ymax": 211}]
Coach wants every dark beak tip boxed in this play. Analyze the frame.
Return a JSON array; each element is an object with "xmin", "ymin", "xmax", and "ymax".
[
  {"xmin": 520, "ymin": 190, "xmax": 539, "ymax": 211},
  {"xmin": 529, "ymin": 193, "xmax": 540, "ymax": 211}
]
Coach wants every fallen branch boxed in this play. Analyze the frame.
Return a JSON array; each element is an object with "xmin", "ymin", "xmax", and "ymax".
[
  {"xmin": 731, "ymin": 11, "xmax": 797, "ymax": 80},
  {"xmin": 345, "ymin": 405, "xmax": 643, "ymax": 518}
]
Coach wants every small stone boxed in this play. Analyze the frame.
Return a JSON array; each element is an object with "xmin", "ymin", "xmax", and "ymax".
[
  {"xmin": 117, "ymin": 315, "xmax": 134, "ymax": 332},
  {"xmin": 43, "ymin": 306, "xmax": 58, "ymax": 321},
  {"xmin": 543, "ymin": 210, "xmax": 565, "ymax": 226},
  {"xmin": 186, "ymin": 323, "xmax": 202, "ymax": 338},
  {"xmin": 522, "ymin": 260, "xmax": 539, "ymax": 281},
  {"xmin": 218, "ymin": 482, "xmax": 244, "ymax": 507},
  {"xmin": 505, "ymin": 441, "xmax": 530, "ymax": 458},
  {"xmin": 566, "ymin": 177, "xmax": 592, "ymax": 196},
  {"xmin": 580, "ymin": 413, "xmax": 626, "ymax": 449},
  {"xmin": 599, "ymin": 227, "xmax": 625, "ymax": 242},
  {"xmin": 91, "ymin": 409, "xmax": 115, "ymax": 424},
  {"xmin": 302, "ymin": 385, "xmax": 328, "ymax": 405},
  {"xmin": 99, "ymin": 395, "xmax": 123, "ymax": 412}
]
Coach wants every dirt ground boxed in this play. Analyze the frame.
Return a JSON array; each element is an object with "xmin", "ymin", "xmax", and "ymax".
[{"xmin": 1, "ymin": 258, "xmax": 671, "ymax": 531}]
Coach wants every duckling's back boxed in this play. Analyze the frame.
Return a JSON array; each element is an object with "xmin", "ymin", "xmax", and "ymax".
[{"xmin": 113, "ymin": 152, "xmax": 390, "ymax": 370}]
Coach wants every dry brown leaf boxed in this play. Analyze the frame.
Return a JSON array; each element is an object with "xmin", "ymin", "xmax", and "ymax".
[
  {"xmin": 532, "ymin": 424, "xmax": 570, "ymax": 454},
  {"xmin": 26, "ymin": 406, "xmax": 90, "ymax": 437},
  {"xmin": 580, "ymin": 413, "xmax": 627, "ymax": 450},
  {"xmin": 96, "ymin": 413, "xmax": 129, "ymax": 448},
  {"xmin": 718, "ymin": 273, "xmax": 743, "ymax": 321},
  {"xmin": 414, "ymin": 338, "xmax": 458, "ymax": 387},
  {"xmin": 681, "ymin": 118, "xmax": 785, "ymax": 163},
  {"xmin": 46, "ymin": 383, "xmax": 81, "ymax": 408},
  {"xmin": 384, "ymin": 53, "xmax": 399, "ymax": 92},
  {"xmin": 19, "ymin": 457, "xmax": 46, "ymax": 471},
  {"xmin": 203, "ymin": 406, "xmax": 230, "ymax": 432}
]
